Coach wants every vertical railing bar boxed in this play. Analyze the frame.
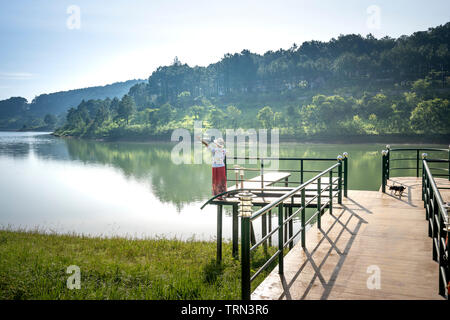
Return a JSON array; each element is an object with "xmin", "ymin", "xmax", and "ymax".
[
  {"xmin": 343, "ymin": 154, "xmax": 348, "ymax": 197},
  {"xmin": 268, "ymin": 210, "xmax": 272, "ymax": 247},
  {"xmin": 217, "ymin": 205, "xmax": 223, "ymax": 263},
  {"xmin": 300, "ymin": 159, "xmax": 304, "ymax": 184},
  {"xmin": 416, "ymin": 149, "xmax": 420, "ymax": 178},
  {"xmin": 338, "ymin": 160, "xmax": 342, "ymax": 204},
  {"xmin": 329, "ymin": 170, "xmax": 333, "ymax": 215},
  {"xmin": 232, "ymin": 204, "xmax": 239, "ymax": 259},
  {"xmin": 301, "ymin": 188, "xmax": 306, "ymax": 248},
  {"xmin": 278, "ymin": 204, "xmax": 284, "ymax": 275},
  {"xmin": 317, "ymin": 177, "xmax": 321, "ymax": 229},
  {"xmin": 262, "ymin": 212, "xmax": 267, "ymax": 254}
]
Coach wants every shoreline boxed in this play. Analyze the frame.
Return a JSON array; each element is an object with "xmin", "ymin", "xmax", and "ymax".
[
  {"xmin": 52, "ymin": 132, "xmax": 450, "ymax": 145},
  {"xmin": 2, "ymin": 130, "xmax": 448, "ymax": 145}
]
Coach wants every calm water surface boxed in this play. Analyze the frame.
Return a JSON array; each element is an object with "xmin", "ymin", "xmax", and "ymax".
[{"xmin": 0, "ymin": 131, "xmax": 446, "ymax": 240}]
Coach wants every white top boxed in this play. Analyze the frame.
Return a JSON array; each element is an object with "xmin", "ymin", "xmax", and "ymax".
[{"xmin": 208, "ymin": 144, "xmax": 226, "ymax": 168}]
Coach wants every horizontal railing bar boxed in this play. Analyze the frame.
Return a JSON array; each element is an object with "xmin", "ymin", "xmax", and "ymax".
[
  {"xmin": 250, "ymin": 226, "xmax": 280, "ymax": 251},
  {"xmin": 229, "ymin": 157, "xmax": 338, "ymax": 161},
  {"xmin": 250, "ymin": 250, "xmax": 281, "ymax": 282},
  {"xmin": 250, "ymin": 162, "xmax": 341, "ymax": 221},
  {"xmin": 305, "ymin": 211, "xmax": 319, "ymax": 226},
  {"xmin": 389, "ymin": 148, "xmax": 449, "ymax": 152},
  {"xmin": 283, "ymin": 227, "xmax": 304, "ymax": 249},
  {"xmin": 426, "ymin": 159, "xmax": 450, "ymax": 163},
  {"xmin": 283, "ymin": 208, "xmax": 301, "ymax": 226},
  {"xmin": 390, "ymin": 158, "xmax": 420, "ymax": 161}
]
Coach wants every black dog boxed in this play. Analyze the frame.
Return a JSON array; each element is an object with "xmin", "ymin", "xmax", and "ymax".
[{"xmin": 389, "ymin": 185, "xmax": 406, "ymax": 197}]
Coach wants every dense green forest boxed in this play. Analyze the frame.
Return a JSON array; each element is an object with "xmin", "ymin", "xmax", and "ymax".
[
  {"xmin": 6, "ymin": 23, "xmax": 450, "ymax": 139},
  {"xmin": 0, "ymin": 79, "xmax": 144, "ymax": 130}
]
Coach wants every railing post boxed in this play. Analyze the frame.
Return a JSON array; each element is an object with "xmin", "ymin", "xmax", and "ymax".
[
  {"xmin": 422, "ymin": 155, "xmax": 428, "ymax": 209},
  {"xmin": 438, "ymin": 206, "xmax": 447, "ymax": 297},
  {"xmin": 300, "ymin": 159, "xmax": 304, "ymax": 184},
  {"xmin": 416, "ymin": 149, "xmax": 420, "ymax": 178},
  {"xmin": 241, "ymin": 215, "xmax": 250, "ymax": 300},
  {"xmin": 217, "ymin": 205, "xmax": 223, "ymax": 263},
  {"xmin": 301, "ymin": 189, "xmax": 306, "ymax": 248},
  {"xmin": 262, "ymin": 212, "xmax": 267, "ymax": 254},
  {"xmin": 386, "ymin": 145, "xmax": 390, "ymax": 180},
  {"xmin": 382, "ymin": 150, "xmax": 387, "ymax": 193},
  {"xmin": 238, "ymin": 192, "xmax": 254, "ymax": 301},
  {"xmin": 260, "ymin": 158, "xmax": 264, "ymax": 190},
  {"xmin": 232, "ymin": 204, "xmax": 239, "ymax": 259},
  {"xmin": 268, "ymin": 210, "xmax": 272, "ymax": 247},
  {"xmin": 432, "ymin": 196, "xmax": 438, "ymax": 261},
  {"xmin": 337, "ymin": 155, "xmax": 343, "ymax": 204},
  {"xmin": 422, "ymin": 160, "xmax": 425, "ymax": 201},
  {"xmin": 317, "ymin": 177, "xmax": 321, "ymax": 229},
  {"xmin": 289, "ymin": 202, "xmax": 293, "ymax": 250},
  {"xmin": 278, "ymin": 204, "xmax": 284, "ymax": 275},
  {"xmin": 329, "ymin": 170, "xmax": 333, "ymax": 215},
  {"xmin": 343, "ymin": 152, "xmax": 348, "ymax": 197}
]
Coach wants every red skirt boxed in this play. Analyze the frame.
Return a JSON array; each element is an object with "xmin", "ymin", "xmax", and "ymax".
[{"xmin": 212, "ymin": 166, "xmax": 227, "ymax": 197}]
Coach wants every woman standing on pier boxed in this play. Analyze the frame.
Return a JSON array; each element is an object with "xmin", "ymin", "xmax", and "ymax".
[{"xmin": 198, "ymin": 137, "xmax": 227, "ymax": 199}]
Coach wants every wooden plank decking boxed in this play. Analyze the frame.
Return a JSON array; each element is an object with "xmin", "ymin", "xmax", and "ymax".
[{"xmin": 251, "ymin": 177, "xmax": 448, "ymax": 300}]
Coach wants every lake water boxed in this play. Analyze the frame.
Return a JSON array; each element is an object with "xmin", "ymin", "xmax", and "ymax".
[{"xmin": 0, "ymin": 131, "xmax": 446, "ymax": 240}]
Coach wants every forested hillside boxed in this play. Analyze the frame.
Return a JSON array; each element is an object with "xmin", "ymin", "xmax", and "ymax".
[
  {"xmin": 11, "ymin": 22, "xmax": 450, "ymax": 139},
  {"xmin": 0, "ymin": 79, "xmax": 145, "ymax": 130}
]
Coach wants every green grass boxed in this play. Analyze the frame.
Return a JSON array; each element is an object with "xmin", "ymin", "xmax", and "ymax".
[{"xmin": 0, "ymin": 229, "xmax": 278, "ymax": 300}]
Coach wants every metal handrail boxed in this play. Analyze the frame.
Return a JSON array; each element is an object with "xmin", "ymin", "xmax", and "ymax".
[
  {"xmin": 423, "ymin": 160, "xmax": 449, "ymax": 226},
  {"xmin": 422, "ymin": 159, "xmax": 449, "ymax": 299},
  {"xmin": 226, "ymin": 155, "xmax": 348, "ymax": 197},
  {"xmin": 240, "ymin": 161, "xmax": 343, "ymax": 300},
  {"xmin": 250, "ymin": 163, "xmax": 340, "ymax": 221},
  {"xmin": 381, "ymin": 146, "xmax": 450, "ymax": 193}
]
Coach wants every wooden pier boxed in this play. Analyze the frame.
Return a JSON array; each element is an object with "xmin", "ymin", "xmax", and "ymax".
[
  {"xmin": 251, "ymin": 177, "xmax": 449, "ymax": 300},
  {"xmin": 203, "ymin": 149, "xmax": 449, "ymax": 300}
]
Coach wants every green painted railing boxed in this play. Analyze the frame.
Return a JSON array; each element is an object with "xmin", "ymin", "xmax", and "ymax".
[
  {"xmin": 381, "ymin": 146, "xmax": 450, "ymax": 193},
  {"xmin": 422, "ymin": 159, "xmax": 449, "ymax": 299},
  {"xmin": 225, "ymin": 155, "xmax": 348, "ymax": 197},
  {"xmin": 239, "ymin": 160, "xmax": 343, "ymax": 300}
]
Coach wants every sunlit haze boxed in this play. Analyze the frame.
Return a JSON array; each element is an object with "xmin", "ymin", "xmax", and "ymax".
[{"xmin": 1, "ymin": 0, "xmax": 449, "ymax": 100}]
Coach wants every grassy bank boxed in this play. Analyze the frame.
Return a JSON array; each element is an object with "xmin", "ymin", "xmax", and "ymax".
[{"xmin": 0, "ymin": 230, "xmax": 278, "ymax": 300}]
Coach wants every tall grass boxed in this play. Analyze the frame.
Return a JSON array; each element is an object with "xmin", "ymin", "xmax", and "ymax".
[{"xmin": 0, "ymin": 229, "xmax": 277, "ymax": 300}]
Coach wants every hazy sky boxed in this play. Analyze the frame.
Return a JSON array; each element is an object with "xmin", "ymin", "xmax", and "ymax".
[{"xmin": 1, "ymin": 0, "xmax": 449, "ymax": 101}]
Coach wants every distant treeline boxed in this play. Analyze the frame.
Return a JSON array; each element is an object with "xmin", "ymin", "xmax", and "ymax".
[
  {"xmin": 4, "ymin": 22, "xmax": 450, "ymax": 138},
  {"xmin": 0, "ymin": 79, "xmax": 144, "ymax": 130}
]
